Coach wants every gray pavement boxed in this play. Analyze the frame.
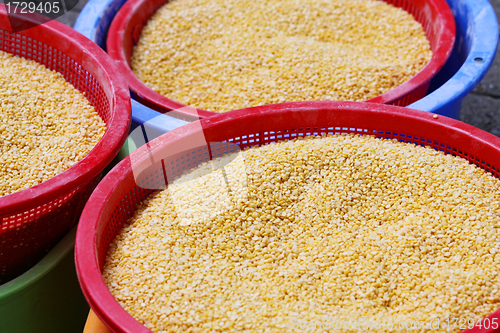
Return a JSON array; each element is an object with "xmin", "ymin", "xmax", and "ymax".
[
  {"xmin": 462, "ymin": 0, "xmax": 500, "ymax": 134},
  {"xmin": 58, "ymin": 0, "xmax": 500, "ymax": 135},
  {"xmin": 58, "ymin": 0, "xmax": 86, "ymax": 28}
]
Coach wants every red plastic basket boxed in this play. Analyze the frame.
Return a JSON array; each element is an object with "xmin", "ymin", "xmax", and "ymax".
[
  {"xmin": 77, "ymin": 101, "xmax": 500, "ymax": 333},
  {"xmin": 107, "ymin": 0, "xmax": 455, "ymax": 121},
  {"xmin": 0, "ymin": 6, "xmax": 131, "ymax": 284}
]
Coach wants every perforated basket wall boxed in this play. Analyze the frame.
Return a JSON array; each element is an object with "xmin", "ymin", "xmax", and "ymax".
[
  {"xmin": 0, "ymin": 6, "xmax": 131, "ymax": 284},
  {"xmin": 106, "ymin": 0, "xmax": 455, "ymax": 120},
  {"xmin": 77, "ymin": 101, "xmax": 500, "ymax": 333}
]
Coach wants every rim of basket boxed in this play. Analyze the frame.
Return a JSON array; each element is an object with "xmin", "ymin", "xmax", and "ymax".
[
  {"xmin": 76, "ymin": 101, "xmax": 500, "ymax": 333},
  {"xmin": 106, "ymin": 0, "xmax": 455, "ymax": 119},
  {"xmin": 0, "ymin": 5, "xmax": 132, "ymax": 216},
  {"xmin": 408, "ymin": 0, "xmax": 499, "ymax": 113}
]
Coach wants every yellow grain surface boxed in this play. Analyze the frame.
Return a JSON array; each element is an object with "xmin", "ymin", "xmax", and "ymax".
[
  {"xmin": 0, "ymin": 51, "xmax": 106, "ymax": 196},
  {"xmin": 104, "ymin": 134, "xmax": 500, "ymax": 332},
  {"xmin": 132, "ymin": 0, "xmax": 432, "ymax": 112}
]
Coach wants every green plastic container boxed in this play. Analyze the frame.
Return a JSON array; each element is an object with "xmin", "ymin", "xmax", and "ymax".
[
  {"xmin": 0, "ymin": 137, "xmax": 136, "ymax": 333},
  {"xmin": 0, "ymin": 227, "xmax": 89, "ymax": 333}
]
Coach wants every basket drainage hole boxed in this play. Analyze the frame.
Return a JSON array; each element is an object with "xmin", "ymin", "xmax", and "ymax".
[{"xmin": 474, "ymin": 57, "xmax": 484, "ymax": 62}]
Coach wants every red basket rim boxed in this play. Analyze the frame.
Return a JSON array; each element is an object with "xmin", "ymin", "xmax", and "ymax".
[
  {"xmin": 107, "ymin": 0, "xmax": 455, "ymax": 120},
  {"xmin": 76, "ymin": 101, "xmax": 500, "ymax": 333},
  {"xmin": 0, "ymin": 5, "xmax": 131, "ymax": 216}
]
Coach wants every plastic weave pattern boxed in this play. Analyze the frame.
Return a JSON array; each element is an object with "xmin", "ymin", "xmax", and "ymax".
[
  {"xmin": 106, "ymin": 0, "xmax": 455, "ymax": 119},
  {"xmin": 77, "ymin": 101, "xmax": 500, "ymax": 333},
  {"xmin": 0, "ymin": 6, "xmax": 131, "ymax": 284}
]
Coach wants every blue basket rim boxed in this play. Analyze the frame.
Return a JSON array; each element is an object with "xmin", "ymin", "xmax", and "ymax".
[{"xmin": 75, "ymin": 0, "xmax": 499, "ymax": 122}]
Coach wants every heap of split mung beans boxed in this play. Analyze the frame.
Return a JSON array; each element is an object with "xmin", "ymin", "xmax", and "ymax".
[
  {"xmin": 0, "ymin": 51, "xmax": 106, "ymax": 196},
  {"xmin": 131, "ymin": 0, "xmax": 432, "ymax": 113},
  {"xmin": 104, "ymin": 134, "xmax": 500, "ymax": 333}
]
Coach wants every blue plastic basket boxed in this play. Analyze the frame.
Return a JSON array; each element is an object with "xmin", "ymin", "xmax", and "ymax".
[
  {"xmin": 75, "ymin": 0, "xmax": 498, "ymax": 134},
  {"xmin": 408, "ymin": 0, "xmax": 499, "ymax": 118}
]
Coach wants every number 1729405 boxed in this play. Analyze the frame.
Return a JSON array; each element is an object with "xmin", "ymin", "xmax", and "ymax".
[
  {"xmin": 444, "ymin": 317, "xmax": 498, "ymax": 331},
  {"xmin": 5, "ymin": 2, "xmax": 61, "ymax": 14}
]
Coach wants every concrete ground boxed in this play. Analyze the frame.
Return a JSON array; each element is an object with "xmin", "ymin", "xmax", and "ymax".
[
  {"xmin": 58, "ymin": 0, "xmax": 500, "ymax": 135},
  {"xmin": 461, "ymin": 0, "xmax": 500, "ymax": 136}
]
